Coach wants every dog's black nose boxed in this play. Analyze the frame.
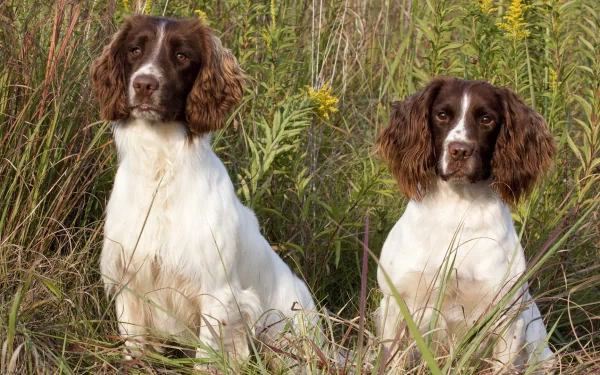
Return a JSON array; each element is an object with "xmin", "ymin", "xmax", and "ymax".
[
  {"xmin": 133, "ymin": 75, "xmax": 159, "ymax": 96},
  {"xmin": 449, "ymin": 142, "xmax": 474, "ymax": 161}
]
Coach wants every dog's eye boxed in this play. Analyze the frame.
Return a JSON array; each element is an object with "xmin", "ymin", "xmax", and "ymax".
[
  {"xmin": 176, "ymin": 52, "xmax": 187, "ymax": 61},
  {"xmin": 481, "ymin": 115, "xmax": 493, "ymax": 125},
  {"xmin": 436, "ymin": 112, "xmax": 448, "ymax": 121},
  {"xmin": 131, "ymin": 47, "xmax": 142, "ymax": 57}
]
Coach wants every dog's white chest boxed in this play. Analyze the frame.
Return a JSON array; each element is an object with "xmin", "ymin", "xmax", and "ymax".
[
  {"xmin": 378, "ymin": 182, "xmax": 527, "ymax": 325},
  {"xmin": 101, "ymin": 120, "xmax": 240, "ymax": 283},
  {"xmin": 105, "ymin": 122, "xmax": 183, "ymax": 257}
]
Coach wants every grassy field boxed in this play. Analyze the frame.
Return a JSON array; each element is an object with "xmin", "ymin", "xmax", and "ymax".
[{"xmin": 1, "ymin": 0, "xmax": 599, "ymax": 373}]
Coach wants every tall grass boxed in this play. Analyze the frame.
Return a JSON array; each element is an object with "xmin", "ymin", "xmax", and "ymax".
[{"xmin": 0, "ymin": 0, "xmax": 598, "ymax": 373}]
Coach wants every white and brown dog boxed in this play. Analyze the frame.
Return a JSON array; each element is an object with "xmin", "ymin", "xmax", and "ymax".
[
  {"xmin": 92, "ymin": 15, "xmax": 315, "ymax": 366},
  {"xmin": 376, "ymin": 77, "xmax": 556, "ymax": 372}
]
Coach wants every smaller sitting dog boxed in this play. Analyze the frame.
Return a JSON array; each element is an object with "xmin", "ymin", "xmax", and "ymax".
[
  {"xmin": 376, "ymin": 77, "xmax": 556, "ymax": 372},
  {"xmin": 92, "ymin": 15, "xmax": 316, "ymax": 368}
]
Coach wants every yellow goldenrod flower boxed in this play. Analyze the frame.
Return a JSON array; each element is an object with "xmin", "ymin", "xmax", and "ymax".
[
  {"xmin": 497, "ymin": 0, "xmax": 531, "ymax": 39},
  {"xmin": 306, "ymin": 82, "xmax": 339, "ymax": 120},
  {"xmin": 261, "ymin": 29, "xmax": 272, "ymax": 52},
  {"xmin": 122, "ymin": 0, "xmax": 130, "ymax": 12},
  {"xmin": 261, "ymin": 0, "xmax": 277, "ymax": 52},
  {"xmin": 270, "ymin": 0, "xmax": 276, "ymax": 25},
  {"xmin": 479, "ymin": 0, "xmax": 497, "ymax": 14},
  {"xmin": 194, "ymin": 9, "xmax": 209, "ymax": 25},
  {"xmin": 143, "ymin": 0, "xmax": 153, "ymax": 14},
  {"xmin": 549, "ymin": 67, "xmax": 560, "ymax": 90}
]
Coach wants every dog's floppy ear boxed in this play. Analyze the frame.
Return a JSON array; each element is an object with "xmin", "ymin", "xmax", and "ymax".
[
  {"xmin": 376, "ymin": 78, "xmax": 447, "ymax": 200},
  {"xmin": 492, "ymin": 87, "xmax": 556, "ymax": 205},
  {"xmin": 91, "ymin": 15, "xmax": 143, "ymax": 121},
  {"xmin": 185, "ymin": 23, "xmax": 245, "ymax": 135}
]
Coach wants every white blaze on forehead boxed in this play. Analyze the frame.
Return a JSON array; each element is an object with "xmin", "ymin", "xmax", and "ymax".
[
  {"xmin": 442, "ymin": 93, "xmax": 470, "ymax": 172},
  {"xmin": 446, "ymin": 93, "xmax": 470, "ymax": 143},
  {"xmin": 128, "ymin": 22, "xmax": 166, "ymax": 105},
  {"xmin": 130, "ymin": 22, "xmax": 166, "ymax": 83}
]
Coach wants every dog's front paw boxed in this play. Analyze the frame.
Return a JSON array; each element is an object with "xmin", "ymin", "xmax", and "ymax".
[
  {"xmin": 490, "ymin": 360, "xmax": 522, "ymax": 375},
  {"xmin": 533, "ymin": 356, "xmax": 556, "ymax": 375},
  {"xmin": 193, "ymin": 362, "xmax": 222, "ymax": 374}
]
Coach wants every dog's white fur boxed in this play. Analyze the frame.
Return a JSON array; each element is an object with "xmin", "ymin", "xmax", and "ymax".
[
  {"xmin": 377, "ymin": 180, "xmax": 554, "ymax": 372},
  {"xmin": 101, "ymin": 118, "xmax": 316, "ymax": 362}
]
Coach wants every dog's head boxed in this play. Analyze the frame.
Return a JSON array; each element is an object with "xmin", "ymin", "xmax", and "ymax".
[
  {"xmin": 377, "ymin": 77, "xmax": 556, "ymax": 205},
  {"xmin": 91, "ymin": 15, "xmax": 244, "ymax": 135}
]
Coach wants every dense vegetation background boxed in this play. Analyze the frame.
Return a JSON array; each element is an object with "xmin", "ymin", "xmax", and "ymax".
[{"xmin": 0, "ymin": 0, "xmax": 598, "ymax": 373}]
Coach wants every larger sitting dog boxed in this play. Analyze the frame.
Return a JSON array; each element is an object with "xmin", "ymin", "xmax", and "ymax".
[{"xmin": 92, "ymin": 15, "xmax": 315, "ymax": 366}]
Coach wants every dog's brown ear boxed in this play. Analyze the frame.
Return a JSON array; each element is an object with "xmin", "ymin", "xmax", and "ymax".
[
  {"xmin": 376, "ymin": 78, "xmax": 448, "ymax": 200},
  {"xmin": 185, "ymin": 23, "xmax": 245, "ymax": 135},
  {"xmin": 492, "ymin": 87, "xmax": 556, "ymax": 205},
  {"xmin": 91, "ymin": 16, "xmax": 144, "ymax": 120}
]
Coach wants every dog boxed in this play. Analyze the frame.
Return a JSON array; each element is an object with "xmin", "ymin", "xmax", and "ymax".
[
  {"xmin": 375, "ymin": 77, "xmax": 556, "ymax": 372},
  {"xmin": 91, "ymin": 14, "xmax": 316, "ymax": 367}
]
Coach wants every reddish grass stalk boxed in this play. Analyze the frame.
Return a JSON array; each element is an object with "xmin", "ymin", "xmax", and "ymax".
[{"xmin": 357, "ymin": 215, "xmax": 369, "ymax": 361}]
